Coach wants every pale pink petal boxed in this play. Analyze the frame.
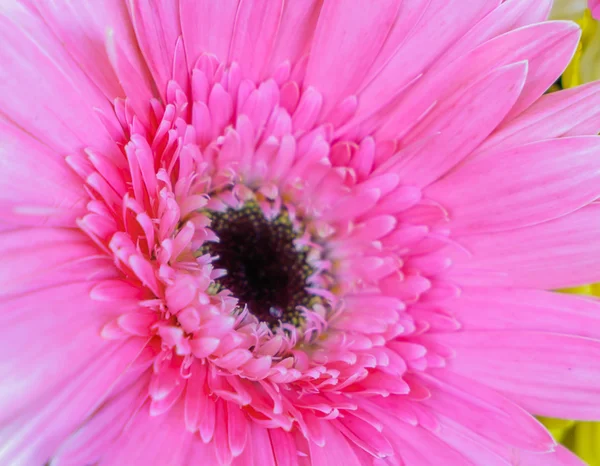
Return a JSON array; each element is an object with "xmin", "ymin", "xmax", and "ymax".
[
  {"xmin": 421, "ymin": 371, "xmax": 554, "ymax": 452},
  {"xmin": 436, "ymin": 420, "xmax": 523, "ymax": 466},
  {"xmin": 0, "ymin": 120, "xmax": 87, "ymax": 226},
  {"xmin": 179, "ymin": 0, "xmax": 240, "ymax": 65},
  {"xmin": 0, "ymin": 228, "xmax": 114, "ymax": 298},
  {"xmin": 1, "ymin": 0, "xmax": 599, "ymax": 464},
  {"xmin": 435, "ymin": 0, "xmax": 553, "ymax": 70},
  {"xmin": 31, "ymin": 0, "xmax": 135, "ymax": 100},
  {"xmin": 98, "ymin": 402, "xmax": 204, "ymax": 466},
  {"xmin": 0, "ymin": 281, "xmax": 143, "ymax": 416},
  {"xmin": 267, "ymin": 0, "xmax": 322, "ymax": 73},
  {"xmin": 517, "ymin": 446, "xmax": 587, "ymax": 466},
  {"xmin": 0, "ymin": 277, "xmax": 147, "ymax": 465},
  {"xmin": 376, "ymin": 21, "xmax": 581, "ymax": 144},
  {"xmin": 128, "ymin": 0, "xmax": 181, "ymax": 97},
  {"xmin": 304, "ymin": 0, "xmax": 402, "ymax": 116},
  {"xmin": 449, "ymin": 203, "xmax": 600, "ymax": 289},
  {"xmin": 444, "ymin": 287, "xmax": 600, "ymax": 339},
  {"xmin": 432, "ymin": 331, "xmax": 600, "ymax": 420},
  {"xmin": 354, "ymin": 0, "xmax": 499, "ymax": 124},
  {"xmin": 481, "ymin": 81, "xmax": 600, "ymax": 153},
  {"xmin": 0, "ymin": 3, "xmax": 120, "ymax": 156},
  {"xmin": 229, "ymin": 0, "xmax": 284, "ymax": 81},
  {"xmin": 503, "ymin": 21, "xmax": 581, "ymax": 119},
  {"xmin": 51, "ymin": 374, "xmax": 150, "ymax": 466},
  {"xmin": 308, "ymin": 420, "xmax": 363, "ymax": 466},
  {"xmin": 428, "ymin": 137, "xmax": 600, "ymax": 234},
  {"xmin": 384, "ymin": 62, "xmax": 527, "ymax": 187},
  {"xmin": 358, "ymin": 0, "xmax": 432, "ymax": 92},
  {"xmin": 386, "ymin": 422, "xmax": 475, "ymax": 466}
]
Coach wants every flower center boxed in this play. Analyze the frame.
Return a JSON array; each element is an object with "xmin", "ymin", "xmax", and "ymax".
[{"xmin": 203, "ymin": 201, "xmax": 316, "ymax": 328}]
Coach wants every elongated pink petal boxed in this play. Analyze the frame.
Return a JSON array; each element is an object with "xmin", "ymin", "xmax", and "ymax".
[
  {"xmin": 437, "ymin": 0, "xmax": 553, "ymax": 69},
  {"xmin": 355, "ymin": 0, "xmax": 499, "ymax": 125},
  {"xmin": 0, "ymin": 3, "xmax": 119, "ymax": 156},
  {"xmin": 179, "ymin": 0, "xmax": 239, "ymax": 65},
  {"xmin": 305, "ymin": 0, "xmax": 402, "ymax": 116},
  {"xmin": 433, "ymin": 331, "xmax": 600, "ymax": 420},
  {"xmin": 592, "ymin": 0, "xmax": 600, "ymax": 19},
  {"xmin": 449, "ymin": 203, "xmax": 600, "ymax": 288},
  {"xmin": 481, "ymin": 81, "xmax": 600, "ymax": 153},
  {"xmin": 128, "ymin": 0, "xmax": 181, "ymax": 98},
  {"xmin": 386, "ymin": 62, "xmax": 527, "ymax": 187},
  {"xmin": 308, "ymin": 420, "xmax": 363, "ymax": 466},
  {"xmin": 428, "ymin": 137, "xmax": 600, "ymax": 234},
  {"xmin": 267, "ymin": 0, "xmax": 322, "ymax": 73},
  {"xmin": 504, "ymin": 21, "xmax": 580, "ymax": 119},
  {"xmin": 0, "ymin": 322, "xmax": 146, "ymax": 465},
  {"xmin": 386, "ymin": 422, "xmax": 475, "ymax": 466},
  {"xmin": 422, "ymin": 371, "xmax": 554, "ymax": 452},
  {"xmin": 378, "ymin": 20, "xmax": 581, "ymax": 144},
  {"xmin": 445, "ymin": 287, "xmax": 600, "ymax": 339},
  {"xmin": 517, "ymin": 446, "xmax": 587, "ymax": 466},
  {"xmin": 0, "ymin": 121, "xmax": 87, "ymax": 226},
  {"xmin": 31, "ymin": 0, "xmax": 135, "ymax": 101},
  {"xmin": 229, "ymin": 0, "xmax": 284, "ymax": 81}
]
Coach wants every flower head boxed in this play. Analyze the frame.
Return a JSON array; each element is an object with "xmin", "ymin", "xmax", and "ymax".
[{"xmin": 2, "ymin": 1, "xmax": 600, "ymax": 465}]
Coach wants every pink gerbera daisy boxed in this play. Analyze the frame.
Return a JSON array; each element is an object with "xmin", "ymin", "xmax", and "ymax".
[{"xmin": 2, "ymin": 0, "xmax": 600, "ymax": 464}]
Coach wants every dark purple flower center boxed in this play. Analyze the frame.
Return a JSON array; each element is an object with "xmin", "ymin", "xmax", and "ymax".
[{"xmin": 203, "ymin": 202, "xmax": 314, "ymax": 327}]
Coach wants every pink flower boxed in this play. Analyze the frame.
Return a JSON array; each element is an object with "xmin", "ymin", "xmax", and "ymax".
[{"xmin": 2, "ymin": 1, "xmax": 600, "ymax": 465}]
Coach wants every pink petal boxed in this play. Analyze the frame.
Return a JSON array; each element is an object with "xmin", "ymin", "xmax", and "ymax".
[
  {"xmin": 422, "ymin": 371, "xmax": 554, "ymax": 452},
  {"xmin": 0, "ymin": 3, "xmax": 120, "ymax": 156},
  {"xmin": 449, "ymin": 203, "xmax": 600, "ymax": 289},
  {"xmin": 481, "ymin": 81, "xmax": 600, "ymax": 154},
  {"xmin": 267, "ymin": 0, "xmax": 322, "ymax": 72},
  {"xmin": 445, "ymin": 287, "xmax": 600, "ymax": 339},
  {"xmin": 0, "ymin": 228, "xmax": 113, "ymax": 298},
  {"xmin": 128, "ymin": 0, "xmax": 181, "ymax": 98},
  {"xmin": 385, "ymin": 421, "xmax": 475, "ymax": 466},
  {"xmin": 428, "ymin": 137, "xmax": 600, "ymax": 234},
  {"xmin": 354, "ymin": 0, "xmax": 499, "ymax": 126},
  {"xmin": 379, "ymin": 20, "xmax": 580, "ymax": 144},
  {"xmin": 51, "ymin": 374, "xmax": 150, "ymax": 466},
  {"xmin": 304, "ymin": 0, "xmax": 402, "ymax": 116},
  {"xmin": 269, "ymin": 428, "xmax": 299, "ymax": 466},
  {"xmin": 387, "ymin": 61, "xmax": 527, "ymax": 187},
  {"xmin": 179, "ymin": 0, "xmax": 239, "ymax": 65},
  {"xmin": 31, "ymin": 0, "xmax": 135, "ymax": 101},
  {"xmin": 436, "ymin": 0, "xmax": 553, "ymax": 69},
  {"xmin": 234, "ymin": 423, "xmax": 277, "ymax": 466},
  {"xmin": 433, "ymin": 331, "xmax": 600, "ymax": 420},
  {"xmin": 593, "ymin": 0, "xmax": 600, "ymax": 19},
  {"xmin": 99, "ymin": 401, "xmax": 210, "ymax": 465},
  {"xmin": 517, "ymin": 446, "xmax": 587, "ymax": 466},
  {"xmin": 308, "ymin": 420, "xmax": 363, "ymax": 466},
  {"xmin": 229, "ymin": 0, "xmax": 284, "ymax": 81},
  {"xmin": 0, "ymin": 318, "xmax": 146, "ymax": 465},
  {"xmin": 503, "ymin": 21, "xmax": 581, "ymax": 119},
  {"xmin": 0, "ymin": 121, "xmax": 87, "ymax": 226}
]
